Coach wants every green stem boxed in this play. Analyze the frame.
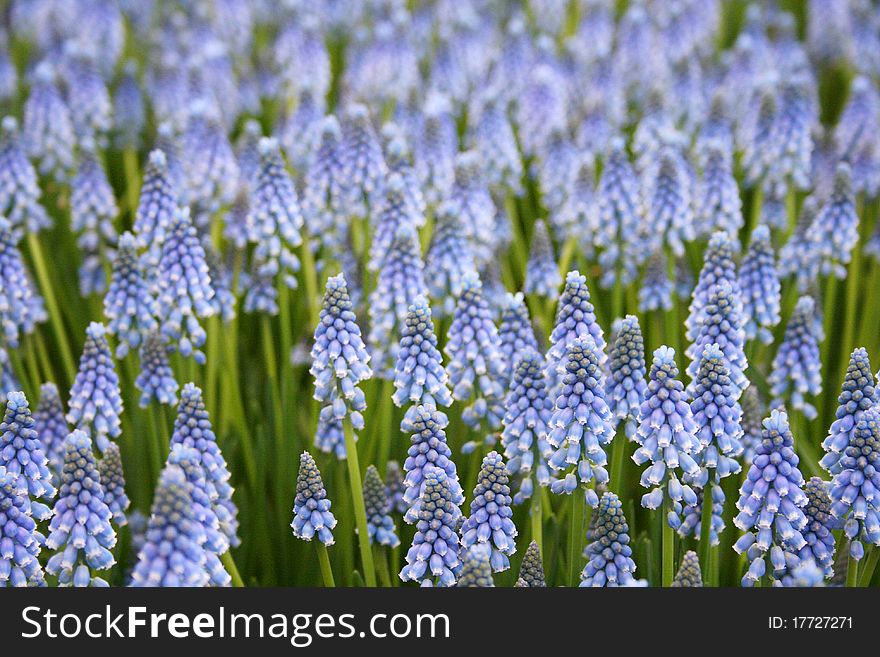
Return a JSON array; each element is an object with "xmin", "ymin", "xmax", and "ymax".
[
  {"xmin": 26, "ymin": 233, "xmax": 77, "ymax": 384},
  {"xmin": 300, "ymin": 242, "xmax": 321, "ymax": 330},
  {"xmin": 530, "ymin": 485, "xmax": 543, "ymax": 552},
  {"xmin": 145, "ymin": 403, "xmax": 165, "ymax": 482},
  {"xmin": 374, "ymin": 545, "xmax": 392, "ymax": 587},
  {"xmin": 609, "ymin": 429, "xmax": 627, "ymax": 497},
  {"xmin": 699, "ymin": 484, "xmax": 713, "ymax": 585},
  {"xmin": 846, "ymin": 552, "xmax": 859, "ymax": 587},
  {"xmin": 662, "ymin": 498, "xmax": 674, "ymax": 587},
  {"xmin": 342, "ymin": 416, "xmax": 377, "ymax": 587},
  {"xmin": 568, "ymin": 490, "xmax": 583, "ymax": 587},
  {"xmin": 221, "ymin": 550, "xmax": 245, "ymax": 587},
  {"xmin": 858, "ymin": 546, "xmax": 879, "ymax": 587},
  {"xmin": 315, "ymin": 542, "xmax": 335, "ymax": 587},
  {"xmin": 123, "ymin": 147, "xmax": 140, "ymax": 222}
]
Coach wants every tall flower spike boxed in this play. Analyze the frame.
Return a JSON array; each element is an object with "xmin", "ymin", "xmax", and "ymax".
[
  {"xmin": 633, "ymin": 346, "xmax": 701, "ymax": 520},
  {"xmin": 546, "ymin": 336, "xmax": 614, "ymax": 502},
  {"xmin": 518, "ymin": 540, "xmax": 546, "ymax": 587},
  {"xmin": 556, "ymin": 153, "xmax": 595, "ymax": 245},
  {"xmin": 524, "ymin": 219, "xmax": 561, "ymax": 299},
  {"xmin": 444, "ymin": 151, "xmax": 497, "ymax": 265},
  {"xmin": 643, "ymin": 147, "xmax": 695, "ymax": 259},
  {"xmin": 169, "ymin": 384, "xmax": 239, "ymax": 548},
  {"xmin": 113, "ymin": 61, "xmax": 144, "ymax": 150},
  {"xmin": 0, "ymin": 116, "xmax": 50, "ymax": 234},
  {"xmin": 97, "ymin": 442, "xmax": 129, "ymax": 526},
  {"xmin": 739, "ymin": 224, "xmax": 781, "ymax": 344},
  {"xmin": 545, "ymin": 271, "xmax": 606, "ymax": 395},
  {"xmin": 67, "ymin": 322, "xmax": 123, "ymax": 453},
  {"xmin": 638, "ymin": 251, "xmax": 674, "ymax": 312},
  {"xmin": 103, "ymin": 232, "xmax": 158, "ymax": 358},
  {"xmin": 45, "ymin": 431, "xmax": 116, "ymax": 587},
  {"xmin": 765, "ymin": 76, "xmax": 815, "ymax": 197},
  {"xmin": 425, "ymin": 204, "xmax": 477, "ymax": 317},
  {"xmin": 740, "ymin": 385, "xmax": 764, "ymax": 465},
  {"xmin": 70, "ymin": 145, "xmax": 118, "ymax": 296},
  {"xmin": 671, "ymin": 551, "xmax": 703, "ymax": 587},
  {"xmin": 340, "ymin": 103, "xmax": 387, "ymax": 216},
  {"xmin": 460, "ymin": 451, "xmax": 517, "ymax": 572},
  {"xmin": 385, "ymin": 460, "xmax": 406, "ymax": 515},
  {"xmin": 686, "ymin": 281, "xmax": 749, "ymax": 400},
  {"xmin": 23, "ymin": 62, "xmax": 75, "ymax": 180},
  {"xmin": 498, "ymin": 292, "xmax": 539, "ymax": 377},
  {"xmin": 0, "ymin": 217, "xmax": 45, "ymax": 348},
  {"xmin": 414, "ymin": 96, "xmax": 456, "ymax": 206},
  {"xmin": 444, "ymin": 272, "xmax": 505, "ymax": 432},
  {"xmin": 368, "ymin": 223, "xmax": 428, "ymax": 375},
  {"xmin": 468, "ymin": 101, "xmax": 522, "ymax": 194},
  {"xmin": 607, "ymin": 316, "xmax": 647, "ymax": 439},
  {"xmin": 402, "ymin": 406, "xmax": 463, "ymax": 523},
  {"xmin": 822, "ymin": 348, "xmax": 876, "ymax": 475},
  {"xmin": 769, "ymin": 296, "xmax": 822, "ymax": 419},
  {"xmin": 399, "ymin": 470, "xmax": 461, "ymax": 587},
  {"xmin": 779, "ymin": 198, "xmax": 821, "ymax": 292},
  {"xmin": 0, "ymin": 465, "xmax": 45, "ymax": 586},
  {"xmin": 828, "ymin": 408, "xmax": 880, "ymax": 560},
  {"xmin": 595, "ymin": 140, "xmax": 641, "ymax": 289},
  {"xmin": 155, "ymin": 207, "xmax": 215, "ymax": 363},
  {"xmin": 694, "ymin": 140, "xmax": 742, "ymax": 237},
  {"xmin": 63, "ymin": 46, "xmax": 112, "ymax": 147},
  {"xmin": 457, "ymin": 544, "xmax": 495, "ymax": 587},
  {"xmin": 364, "ymin": 465, "xmax": 399, "ymax": 548},
  {"xmin": 392, "ymin": 296, "xmax": 452, "ymax": 429},
  {"xmin": 291, "ymin": 452, "xmax": 337, "ymax": 546},
  {"xmin": 733, "ymin": 409, "xmax": 808, "ymax": 586},
  {"xmin": 33, "ymin": 382, "xmax": 68, "ymax": 478},
  {"xmin": 370, "ymin": 172, "xmax": 422, "ymax": 270},
  {"xmin": 807, "ymin": 162, "xmax": 860, "ymax": 279},
  {"xmin": 301, "ymin": 116, "xmax": 347, "ymax": 246},
  {"xmin": 133, "ymin": 150, "xmax": 179, "ymax": 266},
  {"xmin": 310, "ymin": 274, "xmax": 372, "ymax": 436},
  {"xmin": 686, "ymin": 231, "xmax": 741, "ymax": 342},
  {"xmin": 579, "ymin": 492, "xmax": 637, "ymax": 587},
  {"xmin": 799, "ymin": 477, "xmax": 836, "ymax": 578},
  {"xmin": 246, "ymin": 137, "xmax": 304, "ymax": 296},
  {"xmin": 0, "ymin": 391, "xmax": 55, "ymax": 521},
  {"xmin": 135, "ymin": 331, "xmax": 179, "ymax": 408},
  {"xmin": 166, "ymin": 444, "xmax": 231, "ymax": 586},
  {"xmin": 383, "ymin": 130, "xmax": 426, "ymax": 220},
  {"xmin": 130, "ymin": 463, "xmax": 209, "ymax": 587},
  {"xmin": 501, "ymin": 348, "xmax": 554, "ymax": 503},
  {"xmin": 181, "ymin": 100, "xmax": 239, "ymax": 220}
]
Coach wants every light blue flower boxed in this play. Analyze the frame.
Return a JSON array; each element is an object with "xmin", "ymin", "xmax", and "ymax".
[
  {"xmin": 364, "ymin": 465, "xmax": 399, "ymax": 548},
  {"xmin": 740, "ymin": 385, "xmax": 764, "ymax": 465},
  {"xmin": 579, "ymin": 492, "xmax": 637, "ymax": 587},
  {"xmin": 497, "ymin": 292, "xmax": 539, "ymax": 377},
  {"xmin": 414, "ymin": 95, "xmax": 457, "ymax": 206},
  {"xmin": 821, "ymin": 347, "xmax": 876, "ymax": 474},
  {"xmin": 97, "ymin": 442, "xmax": 129, "ymax": 527},
  {"xmin": 133, "ymin": 150, "xmax": 179, "ymax": 268},
  {"xmin": 694, "ymin": 140, "xmax": 742, "ymax": 237},
  {"xmin": 113, "ymin": 61, "xmax": 144, "ymax": 150},
  {"xmin": 385, "ymin": 460, "xmax": 406, "ymax": 515},
  {"xmin": 595, "ymin": 140, "xmax": 641, "ymax": 289},
  {"xmin": 0, "ymin": 116, "xmax": 50, "ymax": 234},
  {"xmin": 798, "ymin": 477, "xmax": 836, "ymax": 578},
  {"xmin": 291, "ymin": 451, "xmax": 336, "ymax": 546},
  {"xmin": 556, "ymin": 154, "xmax": 595, "ymax": 245},
  {"xmin": 45, "ymin": 431, "xmax": 116, "ymax": 587},
  {"xmin": 444, "ymin": 150, "xmax": 497, "ymax": 265},
  {"xmin": 769, "ymin": 296, "xmax": 822, "ymax": 419},
  {"xmin": 425, "ymin": 204, "xmax": 477, "ymax": 317},
  {"xmin": 467, "ymin": 101, "xmax": 522, "ymax": 194},
  {"xmin": 63, "ymin": 46, "xmax": 112, "ymax": 147},
  {"xmin": 23, "ymin": 62, "xmax": 75, "ymax": 181},
  {"xmin": 524, "ymin": 219, "xmax": 561, "ymax": 299},
  {"xmin": 33, "ymin": 382, "xmax": 68, "ymax": 479},
  {"xmin": 807, "ymin": 162, "xmax": 860, "ymax": 279},
  {"xmin": 457, "ymin": 543, "xmax": 495, "ymax": 587},
  {"xmin": 607, "ymin": 316, "xmax": 647, "ymax": 439},
  {"xmin": 739, "ymin": 224, "xmax": 781, "ymax": 344},
  {"xmin": 301, "ymin": 116, "xmax": 347, "ymax": 246},
  {"xmin": 181, "ymin": 100, "xmax": 239, "ymax": 220},
  {"xmin": 779, "ymin": 199, "xmax": 821, "ymax": 292},
  {"xmin": 370, "ymin": 172, "xmax": 421, "ymax": 271},
  {"xmin": 0, "ymin": 217, "xmax": 45, "ymax": 348},
  {"xmin": 517, "ymin": 540, "xmax": 546, "ymax": 587},
  {"xmin": 0, "ymin": 462, "xmax": 45, "ymax": 586},
  {"xmin": 642, "ymin": 147, "xmax": 695, "ymax": 259},
  {"xmin": 638, "ymin": 252, "xmax": 674, "ymax": 312},
  {"xmin": 460, "ymin": 451, "xmax": 517, "ymax": 572},
  {"xmin": 686, "ymin": 231, "xmax": 741, "ymax": 343},
  {"xmin": 671, "ymin": 550, "xmax": 702, "ymax": 587},
  {"xmin": 103, "ymin": 232, "xmax": 158, "ymax": 358},
  {"xmin": 135, "ymin": 331, "xmax": 179, "ymax": 408},
  {"xmin": 340, "ymin": 103, "xmax": 387, "ymax": 216},
  {"xmin": 71, "ymin": 145, "xmax": 118, "ymax": 296}
]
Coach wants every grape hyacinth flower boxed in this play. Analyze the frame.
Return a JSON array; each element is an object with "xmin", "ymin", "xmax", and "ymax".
[
  {"xmin": 97, "ymin": 442, "xmax": 129, "ymax": 526},
  {"xmin": 103, "ymin": 232, "xmax": 158, "ymax": 358},
  {"xmin": 383, "ymin": 131, "xmax": 426, "ymax": 220},
  {"xmin": 33, "ymin": 382, "xmax": 68, "ymax": 478},
  {"xmin": 643, "ymin": 147, "xmax": 695, "ymax": 259},
  {"xmin": 457, "ymin": 544, "xmax": 494, "ymax": 587},
  {"xmin": 444, "ymin": 151, "xmax": 497, "ymax": 265},
  {"xmin": 363, "ymin": 465, "xmax": 399, "ymax": 548},
  {"xmin": 392, "ymin": 296, "xmax": 452, "ymax": 429},
  {"xmin": 402, "ymin": 405, "xmax": 463, "ymax": 523},
  {"xmin": 607, "ymin": 316, "xmax": 647, "ymax": 439},
  {"xmin": 546, "ymin": 337, "xmax": 614, "ymax": 503},
  {"xmin": 556, "ymin": 154, "xmax": 595, "ymax": 244},
  {"xmin": 369, "ymin": 172, "xmax": 421, "ymax": 271},
  {"xmin": 638, "ymin": 252, "xmax": 674, "ymax": 312},
  {"xmin": 828, "ymin": 408, "xmax": 880, "ymax": 560},
  {"xmin": 0, "ymin": 116, "xmax": 50, "ymax": 234},
  {"xmin": 425, "ymin": 204, "xmax": 477, "ymax": 317},
  {"xmin": 135, "ymin": 331, "xmax": 179, "ymax": 408},
  {"xmin": 310, "ymin": 274, "xmax": 371, "ymax": 437},
  {"xmin": 0, "ymin": 465, "xmax": 45, "ymax": 586},
  {"xmin": 63, "ymin": 46, "xmax": 112, "ymax": 147},
  {"xmin": 807, "ymin": 162, "xmax": 860, "ymax": 279},
  {"xmin": 70, "ymin": 145, "xmax": 118, "ymax": 296},
  {"xmin": 579, "ymin": 492, "xmax": 637, "ymax": 587},
  {"xmin": 595, "ymin": 140, "xmax": 641, "ymax": 289},
  {"xmin": 497, "ymin": 293, "xmax": 539, "ymax": 377},
  {"xmin": 368, "ymin": 224, "xmax": 428, "ymax": 374},
  {"xmin": 501, "ymin": 349, "xmax": 554, "ymax": 503},
  {"xmin": 23, "ymin": 62, "xmax": 75, "ymax": 181},
  {"xmin": 738, "ymin": 224, "xmax": 781, "ymax": 344},
  {"xmin": 340, "ymin": 103, "xmax": 387, "ymax": 216},
  {"xmin": 468, "ymin": 101, "xmax": 522, "ymax": 195},
  {"xmin": 517, "ymin": 540, "xmax": 546, "ymax": 587},
  {"xmin": 694, "ymin": 140, "xmax": 742, "ymax": 237},
  {"xmin": 544, "ymin": 271, "xmax": 606, "ymax": 395},
  {"xmin": 741, "ymin": 385, "xmax": 765, "ymax": 465},
  {"xmin": 671, "ymin": 551, "xmax": 703, "ymax": 587},
  {"xmin": 413, "ymin": 96, "xmax": 456, "ymax": 206},
  {"xmin": 686, "ymin": 231, "xmax": 741, "ymax": 343},
  {"xmin": 181, "ymin": 100, "xmax": 239, "ymax": 220},
  {"xmin": 133, "ymin": 150, "xmax": 179, "ymax": 267},
  {"xmin": 399, "ymin": 470, "xmax": 461, "ymax": 587},
  {"xmin": 67, "ymin": 322, "xmax": 123, "ymax": 453},
  {"xmin": 291, "ymin": 451, "xmax": 336, "ymax": 546},
  {"xmin": 779, "ymin": 199, "xmax": 821, "ymax": 292},
  {"xmin": 130, "ymin": 464, "xmax": 209, "ymax": 587},
  {"xmin": 799, "ymin": 477, "xmax": 836, "ymax": 578},
  {"xmin": 821, "ymin": 348, "xmax": 876, "ymax": 474},
  {"xmin": 113, "ymin": 61, "xmax": 144, "ymax": 150},
  {"xmin": 0, "ymin": 217, "xmax": 45, "ymax": 348},
  {"xmin": 0, "ymin": 391, "xmax": 55, "ymax": 521},
  {"xmin": 633, "ymin": 346, "xmax": 701, "ymax": 519},
  {"xmin": 169, "ymin": 384, "xmax": 239, "ymax": 548},
  {"xmin": 444, "ymin": 272, "xmax": 505, "ymax": 433},
  {"xmin": 313, "ymin": 412, "xmax": 349, "ymax": 460},
  {"xmin": 301, "ymin": 116, "xmax": 347, "ymax": 245},
  {"xmin": 733, "ymin": 409, "xmax": 808, "ymax": 586},
  {"xmin": 769, "ymin": 296, "xmax": 823, "ymax": 419},
  {"xmin": 166, "ymin": 444, "xmax": 231, "ymax": 586},
  {"xmin": 460, "ymin": 451, "xmax": 517, "ymax": 572},
  {"xmin": 45, "ymin": 431, "xmax": 116, "ymax": 587},
  {"xmin": 155, "ymin": 207, "xmax": 216, "ymax": 363},
  {"xmin": 524, "ymin": 219, "xmax": 561, "ymax": 299},
  {"xmin": 765, "ymin": 77, "xmax": 816, "ymax": 198},
  {"xmin": 385, "ymin": 461, "xmax": 406, "ymax": 515}
]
